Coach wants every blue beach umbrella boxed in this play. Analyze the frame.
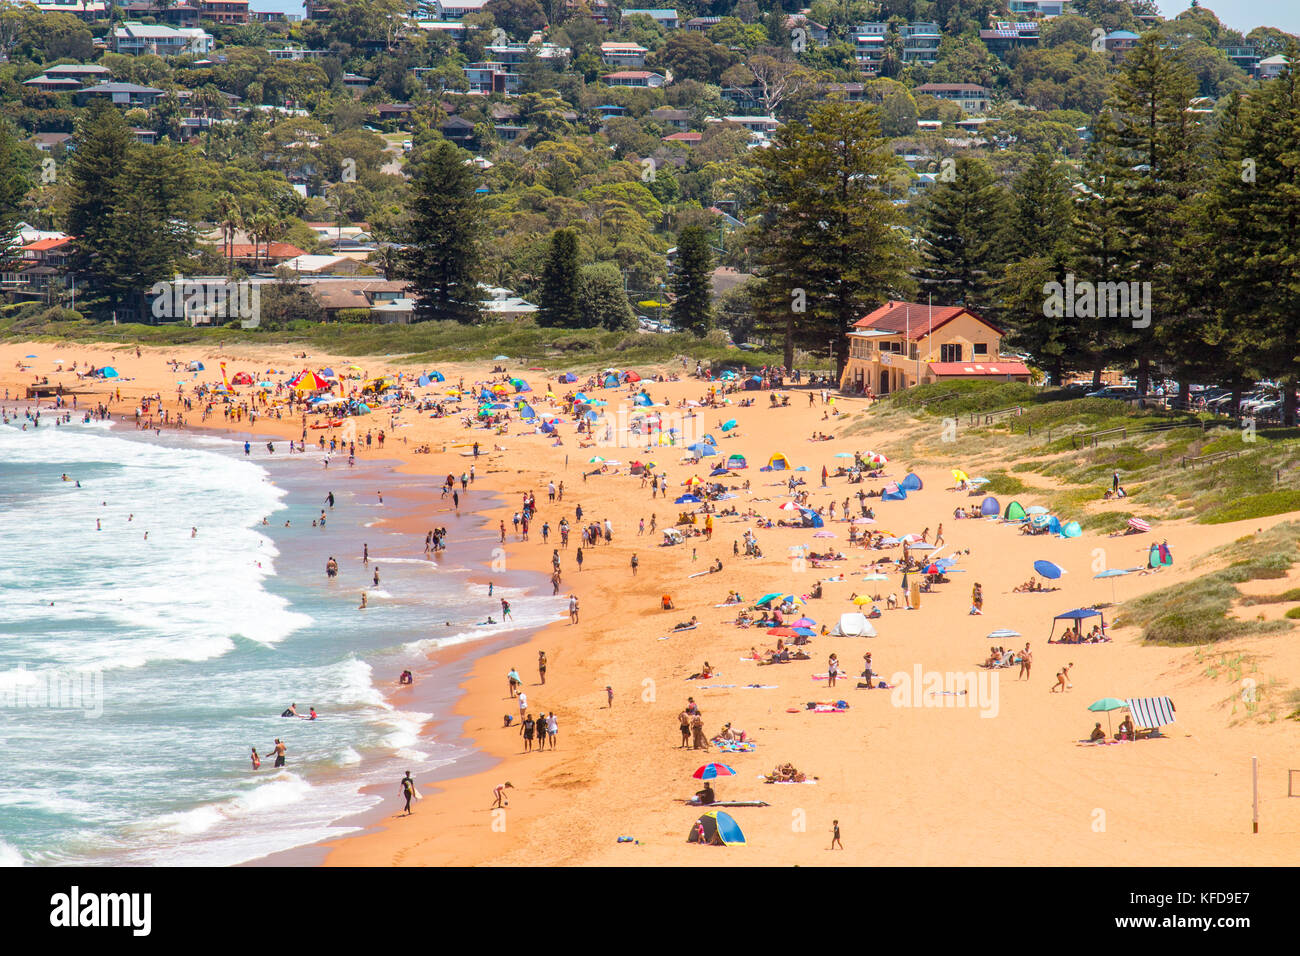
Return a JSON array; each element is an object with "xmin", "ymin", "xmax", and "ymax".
[{"xmin": 1034, "ymin": 560, "xmax": 1066, "ymax": 579}]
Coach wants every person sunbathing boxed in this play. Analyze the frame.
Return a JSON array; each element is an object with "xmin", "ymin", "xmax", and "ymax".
[
  {"xmin": 1013, "ymin": 576, "xmax": 1038, "ymax": 593},
  {"xmin": 1089, "ymin": 722, "xmax": 1106, "ymax": 742},
  {"xmin": 1116, "ymin": 716, "xmax": 1134, "ymax": 740},
  {"xmin": 673, "ymin": 616, "xmax": 699, "ymax": 631}
]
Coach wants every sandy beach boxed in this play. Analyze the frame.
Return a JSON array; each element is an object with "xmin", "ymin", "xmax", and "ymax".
[{"xmin": 5, "ymin": 339, "xmax": 1300, "ymax": 867}]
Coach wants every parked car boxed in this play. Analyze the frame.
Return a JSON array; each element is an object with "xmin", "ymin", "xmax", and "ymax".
[{"xmin": 1085, "ymin": 385, "xmax": 1139, "ymax": 400}]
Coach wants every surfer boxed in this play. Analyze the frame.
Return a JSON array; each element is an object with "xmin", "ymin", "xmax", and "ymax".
[
  {"xmin": 400, "ymin": 771, "xmax": 416, "ymax": 815},
  {"xmin": 282, "ymin": 703, "xmax": 299, "ymax": 717}
]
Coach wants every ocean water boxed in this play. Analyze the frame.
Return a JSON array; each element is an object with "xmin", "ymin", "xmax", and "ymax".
[{"xmin": 0, "ymin": 414, "xmax": 564, "ymax": 866}]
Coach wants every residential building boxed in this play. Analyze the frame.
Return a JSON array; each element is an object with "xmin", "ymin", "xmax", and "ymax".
[
  {"xmin": 343, "ymin": 73, "xmax": 373, "ymax": 93},
  {"xmin": 1008, "ymin": 0, "xmax": 1064, "ymax": 15},
  {"xmin": 684, "ymin": 16, "xmax": 720, "ymax": 31},
  {"xmin": 268, "ymin": 47, "xmax": 331, "ymax": 60},
  {"xmin": 113, "ymin": 23, "xmax": 214, "ymax": 57},
  {"xmin": 3, "ymin": 236, "xmax": 74, "ymax": 303},
  {"xmin": 823, "ymin": 82, "xmax": 866, "ymax": 101},
  {"xmin": 979, "ymin": 21, "xmax": 1040, "ymax": 57},
  {"xmin": 24, "ymin": 75, "xmax": 85, "ymax": 94},
  {"xmin": 602, "ymin": 70, "xmax": 666, "ymax": 88},
  {"xmin": 30, "ymin": 132, "xmax": 73, "ymax": 152},
  {"xmin": 40, "ymin": 64, "xmax": 112, "ymax": 83},
  {"xmin": 414, "ymin": 20, "xmax": 474, "ymax": 40},
  {"xmin": 433, "ymin": 0, "xmax": 491, "ymax": 18},
  {"xmin": 1259, "ymin": 54, "xmax": 1290, "ymax": 80},
  {"xmin": 662, "ymin": 130, "xmax": 701, "ymax": 145},
  {"xmin": 198, "ymin": 0, "xmax": 250, "ymax": 22},
  {"xmin": 465, "ymin": 62, "xmax": 519, "ymax": 95},
  {"xmin": 784, "ymin": 14, "xmax": 828, "ymax": 45},
  {"xmin": 1220, "ymin": 45, "xmax": 1259, "ymax": 76},
  {"xmin": 76, "ymin": 82, "xmax": 164, "ymax": 108},
  {"xmin": 840, "ymin": 301, "xmax": 1029, "ymax": 394},
  {"xmin": 439, "ymin": 115, "xmax": 477, "ymax": 148},
  {"xmin": 20, "ymin": 0, "xmax": 108, "ymax": 20},
  {"xmin": 914, "ymin": 82, "xmax": 992, "ymax": 113},
  {"xmin": 900, "ymin": 22, "xmax": 942, "ymax": 64},
  {"xmin": 620, "ymin": 8, "xmax": 679, "ymax": 29},
  {"xmin": 601, "ymin": 42, "xmax": 649, "ymax": 68},
  {"xmin": 121, "ymin": 2, "xmax": 201, "ymax": 26},
  {"xmin": 650, "ymin": 107, "xmax": 691, "ymax": 129},
  {"xmin": 1103, "ymin": 30, "xmax": 1140, "ymax": 55},
  {"xmin": 852, "ymin": 22, "xmax": 888, "ymax": 74}
]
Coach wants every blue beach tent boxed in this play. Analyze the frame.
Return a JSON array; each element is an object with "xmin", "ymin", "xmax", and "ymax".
[
  {"xmin": 979, "ymin": 496, "xmax": 1000, "ymax": 516},
  {"xmin": 900, "ymin": 472, "xmax": 923, "ymax": 491}
]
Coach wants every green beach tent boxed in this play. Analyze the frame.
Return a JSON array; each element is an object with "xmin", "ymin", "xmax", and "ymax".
[{"xmin": 1004, "ymin": 501, "xmax": 1027, "ymax": 521}]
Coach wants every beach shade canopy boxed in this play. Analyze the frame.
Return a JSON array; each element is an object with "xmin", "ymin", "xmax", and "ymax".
[
  {"xmin": 1004, "ymin": 500, "xmax": 1027, "ymax": 521},
  {"xmin": 187, "ymin": 361, "xmax": 205, "ymax": 371},
  {"xmin": 967, "ymin": 476, "xmax": 990, "ymax": 487},
  {"xmin": 1050, "ymin": 607, "xmax": 1105, "ymax": 641},
  {"xmin": 292, "ymin": 371, "xmax": 330, "ymax": 391},
  {"xmin": 830, "ymin": 612, "xmax": 876, "ymax": 637},
  {"xmin": 689, "ymin": 443, "xmax": 718, "ymax": 456},
  {"xmin": 1128, "ymin": 517, "xmax": 1151, "ymax": 533},
  {"xmin": 494, "ymin": 355, "xmax": 509, "ymax": 361},
  {"xmin": 835, "ymin": 452, "xmax": 854, "ymax": 458},
  {"xmin": 979, "ymin": 496, "xmax": 1001, "ymax": 516},
  {"xmin": 763, "ymin": 453, "xmax": 791, "ymax": 471},
  {"xmin": 687, "ymin": 810, "xmax": 746, "ymax": 846},
  {"xmin": 726, "ymin": 454, "xmax": 747, "ymax": 469},
  {"xmin": 101, "ymin": 366, "xmax": 119, "ymax": 377},
  {"xmin": 1147, "ymin": 542, "xmax": 1173, "ymax": 568},
  {"xmin": 1126, "ymin": 696, "xmax": 1176, "ymax": 730},
  {"xmin": 881, "ymin": 484, "xmax": 907, "ymax": 501},
  {"xmin": 900, "ymin": 472, "xmax": 923, "ymax": 491},
  {"xmin": 721, "ymin": 419, "xmax": 738, "ymax": 431},
  {"xmin": 1033, "ymin": 560, "xmax": 1067, "ymax": 580},
  {"xmin": 675, "ymin": 494, "xmax": 701, "ymax": 504},
  {"xmin": 1026, "ymin": 505, "xmax": 1049, "ymax": 515},
  {"xmin": 987, "ymin": 628, "xmax": 1021, "ymax": 639},
  {"xmin": 692, "ymin": 763, "xmax": 736, "ymax": 780},
  {"xmin": 1060, "ymin": 521, "xmax": 1083, "ymax": 538}
]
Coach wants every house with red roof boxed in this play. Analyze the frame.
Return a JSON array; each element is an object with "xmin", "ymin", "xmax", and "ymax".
[{"xmin": 840, "ymin": 300, "xmax": 1030, "ymax": 395}]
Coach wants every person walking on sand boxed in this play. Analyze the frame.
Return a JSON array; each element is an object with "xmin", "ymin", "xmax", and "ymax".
[
  {"xmin": 546, "ymin": 712, "xmax": 557, "ymax": 750},
  {"xmin": 830, "ymin": 820, "xmax": 843, "ymax": 849},
  {"xmin": 1018, "ymin": 642, "xmax": 1033, "ymax": 681},
  {"xmin": 521, "ymin": 713, "xmax": 535, "ymax": 753},
  {"xmin": 690, "ymin": 713, "xmax": 709, "ymax": 750},
  {"xmin": 517, "ymin": 691, "xmax": 527, "ymax": 724},
  {"xmin": 400, "ymin": 771, "xmax": 416, "ymax": 815},
  {"xmin": 501, "ymin": 598, "xmax": 512, "ymax": 620},
  {"xmin": 569, "ymin": 594, "xmax": 579, "ymax": 624},
  {"xmin": 678, "ymin": 709, "xmax": 691, "ymax": 748},
  {"xmin": 538, "ymin": 651, "xmax": 547, "ymax": 685},
  {"xmin": 630, "ymin": 553, "xmax": 638, "ymax": 576},
  {"xmin": 606, "ymin": 685, "xmax": 613, "ymax": 708},
  {"xmin": 491, "ymin": 782, "xmax": 513, "ymax": 809},
  {"xmin": 827, "ymin": 653, "xmax": 839, "ymax": 688}
]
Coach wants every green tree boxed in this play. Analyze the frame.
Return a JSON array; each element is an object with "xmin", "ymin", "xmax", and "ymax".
[
  {"xmin": 537, "ymin": 227, "xmax": 582, "ymax": 328},
  {"xmin": 398, "ymin": 141, "xmax": 485, "ymax": 323},
  {"xmin": 0, "ymin": 121, "xmax": 31, "ymax": 272},
  {"xmin": 577, "ymin": 261, "xmax": 635, "ymax": 330},
  {"xmin": 750, "ymin": 101, "xmax": 914, "ymax": 370},
  {"xmin": 670, "ymin": 224, "xmax": 714, "ymax": 336},
  {"xmin": 913, "ymin": 156, "xmax": 1012, "ymax": 318}
]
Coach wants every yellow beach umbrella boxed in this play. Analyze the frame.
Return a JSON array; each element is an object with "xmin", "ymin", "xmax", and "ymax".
[
  {"xmin": 952, "ymin": 469, "xmax": 969, "ymax": 483},
  {"xmin": 853, "ymin": 595, "xmax": 875, "ymax": 606}
]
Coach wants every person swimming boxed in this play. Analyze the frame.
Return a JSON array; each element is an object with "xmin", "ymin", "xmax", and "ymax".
[{"xmin": 281, "ymin": 703, "xmax": 298, "ymax": 717}]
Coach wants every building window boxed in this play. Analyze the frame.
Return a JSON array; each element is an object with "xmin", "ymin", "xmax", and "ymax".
[
  {"xmin": 940, "ymin": 343, "xmax": 962, "ymax": 362},
  {"xmin": 909, "ymin": 343, "xmax": 918, "ymax": 360},
  {"xmin": 973, "ymin": 342, "xmax": 988, "ymax": 356}
]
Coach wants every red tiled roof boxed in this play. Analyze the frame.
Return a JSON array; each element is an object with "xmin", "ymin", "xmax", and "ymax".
[
  {"xmin": 221, "ymin": 242, "xmax": 307, "ymax": 259},
  {"xmin": 663, "ymin": 131, "xmax": 702, "ymax": 142},
  {"xmin": 929, "ymin": 360, "xmax": 1030, "ymax": 377},
  {"xmin": 853, "ymin": 301, "xmax": 1002, "ymax": 340},
  {"xmin": 23, "ymin": 237, "xmax": 73, "ymax": 251}
]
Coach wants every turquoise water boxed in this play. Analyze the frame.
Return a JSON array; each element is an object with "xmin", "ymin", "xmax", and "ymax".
[{"xmin": 0, "ymin": 413, "xmax": 563, "ymax": 865}]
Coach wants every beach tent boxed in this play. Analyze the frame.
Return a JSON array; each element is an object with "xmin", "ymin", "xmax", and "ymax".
[
  {"xmin": 900, "ymin": 472, "xmax": 923, "ymax": 491},
  {"xmin": 688, "ymin": 443, "xmax": 718, "ymax": 457},
  {"xmin": 674, "ymin": 494, "xmax": 701, "ymax": 504},
  {"xmin": 1004, "ymin": 501, "xmax": 1027, "ymax": 521},
  {"xmin": 1049, "ymin": 607, "xmax": 1105, "ymax": 641},
  {"xmin": 1147, "ymin": 542, "xmax": 1173, "ymax": 568},
  {"xmin": 702, "ymin": 434, "xmax": 719, "ymax": 447},
  {"xmin": 1126, "ymin": 696, "xmax": 1177, "ymax": 731},
  {"xmin": 687, "ymin": 810, "xmax": 746, "ymax": 846},
  {"xmin": 763, "ymin": 453, "xmax": 791, "ymax": 471},
  {"xmin": 518, "ymin": 403, "xmax": 537, "ymax": 419},
  {"xmin": 979, "ymin": 496, "xmax": 1000, "ymax": 516},
  {"xmin": 1060, "ymin": 521, "xmax": 1082, "ymax": 538},
  {"xmin": 743, "ymin": 376, "xmax": 763, "ymax": 390},
  {"xmin": 511, "ymin": 379, "xmax": 531, "ymax": 392},
  {"xmin": 478, "ymin": 388, "xmax": 494, "ymax": 402},
  {"xmin": 634, "ymin": 392, "xmax": 653, "ymax": 407},
  {"xmin": 418, "ymin": 374, "xmax": 431, "ymax": 387},
  {"xmin": 721, "ymin": 419, "xmax": 738, "ymax": 431},
  {"xmin": 560, "ymin": 372, "xmax": 577, "ymax": 383},
  {"xmin": 881, "ymin": 483, "xmax": 908, "ymax": 501},
  {"xmin": 798, "ymin": 507, "xmax": 824, "ymax": 528},
  {"xmin": 231, "ymin": 371, "xmax": 253, "ymax": 385},
  {"xmin": 624, "ymin": 371, "xmax": 641, "ymax": 383},
  {"xmin": 1046, "ymin": 516, "xmax": 1062, "ymax": 534},
  {"xmin": 662, "ymin": 528, "xmax": 684, "ymax": 545},
  {"xmin": 830, "ymin": 612, "xmax": 877, "ymax": 637},
  {"xmin": 727, "ymin": 454, "xmax": 747, "ymax": 469},
  {"xmin": 603, "ymin": 374, "xmax": 620, "ymax": 387},
  {"xmin": 428, "ymin": 371, "xmax": 445, "ymax": 382},
  {"xmin": 187, "ymin": 361, "xmax": 205, "ymax": 371}
]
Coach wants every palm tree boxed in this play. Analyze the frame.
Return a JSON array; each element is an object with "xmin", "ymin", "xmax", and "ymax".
[{"xmin": 214, "ymin": 192, "xmax": 239, "ymax": 268}]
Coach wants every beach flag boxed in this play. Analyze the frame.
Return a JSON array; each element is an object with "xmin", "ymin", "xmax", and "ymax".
[{"xmin": 220, "ymin": 361, "xmax": 229, "ymax": 388}]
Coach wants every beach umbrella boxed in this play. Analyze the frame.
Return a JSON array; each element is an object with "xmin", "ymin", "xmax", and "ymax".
[
  {"xmin": 1094, "ymin": 567, "xmax": 1135, "ymax": 602},
  {"xmin": 767, "ymin": 626, "xmax": 799, "ymax": 637},
  {"xmin": 852, "ymin": 595, "xmax": 875, "ymax": 605},
  {"xmin": 692, "ymin": 763, "xmax": 736, "ymax": 780},
  {"xmin": 792, "ymin": 617, "xmax": 816, "ymax": 627},
  {"xmin": 967, "ymin": 476, "xmax": 990, "ymax": 486},
  {"xmin": 755, "ymin": 592, "xmax": 783, "ymax": 607},
  {"xmin": 909, "ymin": 543, "xmax": 937, "ymax": 551},
  {"xmin": 952, "ymin": 468, "xmax": 969, "ymax": 483},
  {"xmin": 1128, "ymin": 517, "xmax": 1151, "ymax": 533},
  {"xmin": 923, "ymin": 563, "xmax": 941, "ymax": 574},
  {"xmin": 791, "ymin": 626, "xmax": 816, "ymax": 637},
  {"xmin": 835, "ymin": 452, "xmax": 854, "ymax": 458},
  {"xmin": 1088, "ymin": 697, "xmax": 1128, "ymax": 735},
  {"xmin": 1026, "ymin": 505, "xmax": 1049, "ymax": 515},
  {"xmin": 1034, "ymin": 560, "xmax": 1066, "ymax": 580},
  {"xmin": 588, "ymin": 456, "xmax": 606, "ymax": 463},
  {"xmin": 494, "ymin": 355, "xmax": 509, "ymax": 361},
  {"xmin": 862, "ymin": 573, "xmax": 889, "ymax": 581},
  {"xmin": 25, "ymin": 354, "xmax": 36, "ymax": 358},
  {"xmin": 721, "ymin": 419, "xmax": 738, "ymax": 431},
  {"xmin": 778, "ymin": 501, "xmax": 800, "ymax": 511},
  {"xmin": 987, "ymin": 628, "xmax": 1021, "ymax": 639},
  {"xmin": 867, "ymin": 452, "xmax": 888, "ymax": 465}
]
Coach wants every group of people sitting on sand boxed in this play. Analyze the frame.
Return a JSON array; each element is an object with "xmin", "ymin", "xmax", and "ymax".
[
  {"xmin": 952, "ymin": 505, "xmax": 986, "ymax": 519},
  {"xmin": 764, "ymin": 763, "xmax": 813, "ymax": 783},
  {"xmin": 1090, "ymin": 715, "xmax": 1136, "ymax": 742},
  {"xmin": 1012, "ymin": 575, "xmax": 1059, "ymax": 593},
  {"xmin": 1052, "ymin": 624, "xmax": 1110, "ymax": 644},
  {"xmin": 982, "ymin": 646, "xmax": 1023, "ymax": 669}
]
